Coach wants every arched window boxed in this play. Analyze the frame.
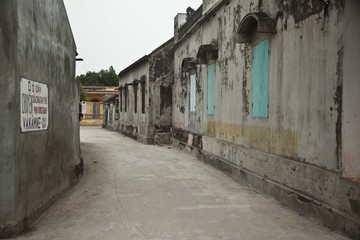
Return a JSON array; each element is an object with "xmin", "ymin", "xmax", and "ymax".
[
  {"xmin": 237, "ymin": 12, "xmax": 274, "ymax": 44},
  {"xmin": 237, "ymin": 12, "xmax": 274, "ymax": 118},
  {"xmin": 197, "ymin": 44, "xmax": 219, "ymax": 116},
  {"xmin": 181, "ymin": 57, "xmax": 197, "ymax": 73},
  {"xmin": 181, "ymin": 57, "xmax": 197, "ymax": 113}
]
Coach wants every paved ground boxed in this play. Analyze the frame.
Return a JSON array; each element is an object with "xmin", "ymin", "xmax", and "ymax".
[{"xmin": 12, "ymin": 127, "xmax": 348, "ymax": 240}]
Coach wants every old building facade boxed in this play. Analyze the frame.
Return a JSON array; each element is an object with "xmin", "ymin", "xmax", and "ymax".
[
  {"xmin": 171, "ymin": 0, "xmax": 360, "ymax": 239},
  {"xmin": 0, "ymin": 0, "xmax": 81, "ymax": 237},
  {"xmin": 103, "ymin": 94, "xmax": 119, "ymax": 130},
  {"xmin": 118, "ymin": 38, "xmax": 174, "ymax": 144},
  {"xmin": 80, "ymin": 86, "xmax": 118, "ymax": 126},
  {"xmin": 107, "ymin": 0, "xmax": 360, "ymax": 238}
]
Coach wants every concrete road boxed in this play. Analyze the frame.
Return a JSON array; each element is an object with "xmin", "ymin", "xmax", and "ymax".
[{"xmin": 12, "ymin": 127, "xmax": 348, "ymax": 240}]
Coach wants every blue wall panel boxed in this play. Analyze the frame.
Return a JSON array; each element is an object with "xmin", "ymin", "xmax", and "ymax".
[{"xmin": 252, "ymin": 40, "xmax": 269, "ymax": 118}]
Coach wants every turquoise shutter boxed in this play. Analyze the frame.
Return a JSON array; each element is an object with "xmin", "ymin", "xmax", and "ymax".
[
  {"xmin": 190, "ymin": 74, "xmax": 196, "ymax": 112},
  {"xmin": 207, "ymin": 63, "xmax": 216, "ymax": 116},
  {"xmin": 252, "ymin": 40, "xmax": 269, "ymax": 118}
]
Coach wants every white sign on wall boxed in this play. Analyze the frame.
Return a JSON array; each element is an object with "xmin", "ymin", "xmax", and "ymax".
[{"xmin": 20, "ymin": 78, "xmax": 49, "ymax": 132}]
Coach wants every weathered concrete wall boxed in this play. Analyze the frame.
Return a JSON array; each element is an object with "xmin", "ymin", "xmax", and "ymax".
[
  {"xmin": 0, "ymin": 0, "xmax": 80, "ymax": 237},
  {"xmin": 0, "ymin": 0, "xmax": 18, "ymax": 230},
  {"xmin": 342, "ymin": 0, "xmax": 360, "ymax": 178},
  {"xmin": 149, "ymin": 39, "xmax": 174, "ymax": 131},
  {"xmin": 118, "ymin": 39, "xmax": 174, "ymax": 144},
  {"xmin": 174, "ymin": 0, "xmax": 345, "ymax": 170},
  {"xmin": 172, "ymin": 0, "xmax": 360, "ymax": 238},
  {"xmin": 119, "ymin": 61, "xmax": 149, "ymax": 142}
]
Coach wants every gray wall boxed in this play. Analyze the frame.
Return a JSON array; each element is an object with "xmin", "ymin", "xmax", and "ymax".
[
  {"xmin": 149, "ymin": 40, "xmax": 174, "ymax": 130},
  {"xmin": 119, "ymin": 61, "xmax": 149, "ymax": 141},
  {"xmin": 0, "ymin": 0, "xmax": 80, "ymax": 237},
  {"xmin": 118, "ymin": 39, "xmax": 174, "ymax": 144},
  {"xmin": 342, "ymin": 0, "xmax": 360, "ymax": 178},
  {"xmin": 172, "ymin": 0, "xmax": 360, "ymax": 238},
  {"xmin": 0, "ymin": 0, "xmax": 18, "ymax": 226}
]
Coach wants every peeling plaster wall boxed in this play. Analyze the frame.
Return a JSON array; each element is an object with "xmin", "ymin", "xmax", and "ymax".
[
  {"xmin": 119, "ymin": 40, "xmax": 174, "ymax": 144},
  {"xmin": 342, "ymin": 0, "xmax": 360, "ymax": 179},
  {"xmin": 0, "ymin": 0, "xmax": 80, "ymax": 237},
  {"xmin": 172, "ymin": 0, "xmax": 360, "ymax": 238},
  {"xmin": 119, "ymin": 62, "xmax": 149, "ymax": 142},
  {"xmin": 173, "ymin": 38, "xmax": 203, "ymax": 132},
  {"xmin": 149, "ymin": 40, "xmax": 174, "ymax": 130},
  {"xmin": 0, "ymin": 0, "xmax": 18, "ymax": 227}
]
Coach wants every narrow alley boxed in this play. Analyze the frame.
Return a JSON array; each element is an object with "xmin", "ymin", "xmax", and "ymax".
[{"xmin": 7, "ymin": 127, "xmax": 347, "ymax": 240}]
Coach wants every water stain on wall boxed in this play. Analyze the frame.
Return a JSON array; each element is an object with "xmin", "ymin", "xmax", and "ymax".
[
  {"xmin": 241, "ymin": 44, "xmax": 251, "ymax": 116},
  {"xmin": 335, "ymin": 46, "xmax": 343, "ymax": 168},
  {"xmin": 207, "ymin": 121, "xmax": 299, "ymax": 159}
]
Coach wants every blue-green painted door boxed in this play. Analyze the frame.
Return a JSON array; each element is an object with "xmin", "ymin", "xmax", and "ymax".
[
  {"xmin": 207, "ymin": 63, "xmax": 216, "ymax": 116},
  {"xmin": 252, "ymin": 40, "xmax": 269, "ymax": 118}
]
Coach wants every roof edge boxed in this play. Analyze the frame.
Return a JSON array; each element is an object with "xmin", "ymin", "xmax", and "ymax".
[
  {"xmin": 118, "ymin": 37, "xmax": 174, "ymax": 78},
  {"xmin": 118, "ymin": 55, "xmax": 149, "ymax": 77}
]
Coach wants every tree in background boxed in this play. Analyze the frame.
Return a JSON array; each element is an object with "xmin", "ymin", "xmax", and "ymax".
[
  {"xmin": 79, "ymin": 87, "xmax": 86, "ymax": 101},
  {"xmin": 77, "ymin": 66, "xmax": 119, "ymax": 86}
]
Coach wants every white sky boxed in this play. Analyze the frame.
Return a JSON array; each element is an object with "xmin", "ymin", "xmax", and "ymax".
[{"xmin": 63, "ymin": 0, "xmax": 202, "ymax": 76}]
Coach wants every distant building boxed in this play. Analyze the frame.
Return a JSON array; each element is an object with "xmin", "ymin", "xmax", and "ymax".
[
  {"xmin": 118, "ymin": 38, "xmax": 174, "ymax": 144},
  {"xmin": 80, "ymin": 86, "xmax": 118, "ymax": 126},
  {"xmin": 0, "ymin": 0, "xmax": 81, "ymax": 237}
]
